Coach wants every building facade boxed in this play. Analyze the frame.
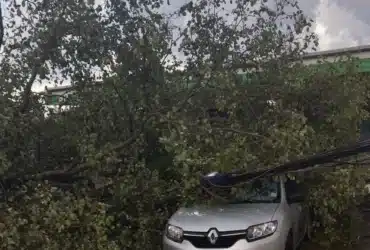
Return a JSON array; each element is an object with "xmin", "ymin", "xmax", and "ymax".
[
  {"xmin": 43, "ymin": 45, "xmax": 370, "ymax": 135},
  {"xmin": 43, "ymin": 45, "xmax": 370, "ymax": 103}
]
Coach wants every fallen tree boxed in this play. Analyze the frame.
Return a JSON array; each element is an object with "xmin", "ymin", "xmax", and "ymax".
[{"xmin": 0, "ymin": 0, "xmax": 369, "ymax": 249}]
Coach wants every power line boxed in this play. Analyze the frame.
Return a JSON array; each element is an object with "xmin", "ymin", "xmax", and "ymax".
[{"xmin": 201, "ymin": 138, "xmax": 370, "ymax": 189}]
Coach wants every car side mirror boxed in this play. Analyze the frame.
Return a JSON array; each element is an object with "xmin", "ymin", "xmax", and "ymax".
[{"xmin": 287, "ymin": 193, "xmax": 305, "ymax": 204}]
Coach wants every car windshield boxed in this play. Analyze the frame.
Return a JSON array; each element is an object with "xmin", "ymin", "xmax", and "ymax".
[{"xmin": 229, "ymin": 176, "xmax": 281, "ymax": 204}]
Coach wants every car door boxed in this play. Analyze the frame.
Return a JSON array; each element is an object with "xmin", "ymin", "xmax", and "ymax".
[{"xmin": 284, "ymin": 177, "xmax": 307, "ymax": 246}]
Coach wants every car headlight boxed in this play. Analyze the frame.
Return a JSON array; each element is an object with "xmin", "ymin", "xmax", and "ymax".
[
  {"xmin": 166, "ymin": 224, "xmax": 184, "ymax": 243},
  {"xmin": 246, "ymin": 221, "xmax": 278, "ymax": 241}
]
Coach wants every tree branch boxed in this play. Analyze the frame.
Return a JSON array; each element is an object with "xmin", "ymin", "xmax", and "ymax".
[
  {"xmin": 19, "ymin": 11, "xmax": 65, "ymax": 113},
  {"xmin": 19, "ymin": 62, "xmax": 40, "ymax": 113},
  {"xmin": 0, "ymin": 1, "xmax": 3, "ymax": 49},
  {"xmin": 212, "ymin": 126, "xmax": 267, "ymax": 139}
]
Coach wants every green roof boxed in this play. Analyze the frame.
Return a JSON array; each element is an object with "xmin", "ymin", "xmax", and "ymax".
[
  {"xmin": 358, "ymin": 58, "xmax": 370, "ymax": 72},
  {"xmin": 302, "ymin": 57, "xmax": 370, "ymax": 75}
]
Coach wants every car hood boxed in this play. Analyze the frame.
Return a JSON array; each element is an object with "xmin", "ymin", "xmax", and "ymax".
[{"xmin": 169, "ymin": 203, "xmax": 279, "ymax": 232}]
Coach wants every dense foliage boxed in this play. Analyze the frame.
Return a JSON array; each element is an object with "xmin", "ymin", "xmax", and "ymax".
[{"xmin": 0, "ymin": 0, "xmax": 369, "ymax": 249}]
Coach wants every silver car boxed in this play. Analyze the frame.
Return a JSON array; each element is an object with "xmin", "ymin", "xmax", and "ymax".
[{"xmin": 163, "ymin": 175, "xmax": 311, "ymax": 250}]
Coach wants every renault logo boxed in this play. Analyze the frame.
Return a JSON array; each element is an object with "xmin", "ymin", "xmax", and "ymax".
[{"xmin": 207, "ymin": 229, "xmax": 219, "ymax": 244}]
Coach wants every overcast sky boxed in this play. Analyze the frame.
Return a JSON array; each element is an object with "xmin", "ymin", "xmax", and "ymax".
[
  {"xmin": 160, "ymin": 0, "xmax": 370, "ymax": 51},
  {"xmin": 2, "ymin": 0, "xmax": 369, "ymax": 92},
  {"xmin": 309, "ymin": 0, "xmax": 370, "ymax": 50}
]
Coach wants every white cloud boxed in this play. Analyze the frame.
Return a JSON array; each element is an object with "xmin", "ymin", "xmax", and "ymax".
[
  {"xmin": 312, "ymin": 0, "xmax": 370, "ymax": 51},
  {"xmin": 0, "ymin": 0, "xmax": 368, "ymax": 92}
]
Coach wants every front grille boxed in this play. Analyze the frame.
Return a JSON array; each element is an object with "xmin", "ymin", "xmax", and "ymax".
[{"xmin": 183, "ymin": 230, "xmax": 246, "ymax": 248}]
